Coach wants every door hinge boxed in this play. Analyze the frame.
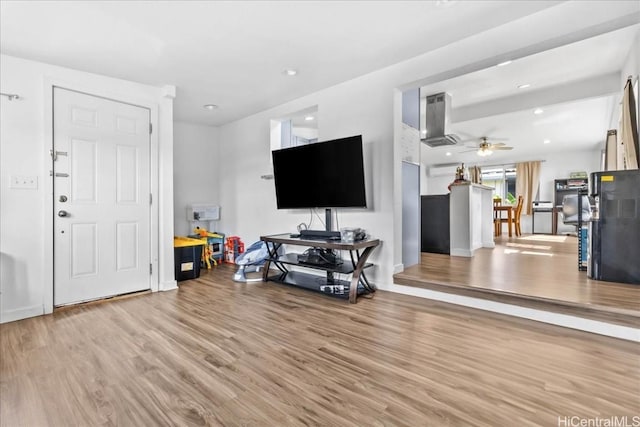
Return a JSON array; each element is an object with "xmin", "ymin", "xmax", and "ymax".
[
  {"xmin": 149, "ymin": 193, "xmax": 152, "ymax": 205},
  {"xmin": 150, "ymin": 263, "xmax": 153, "ymax": 275},
  {"xmin": 149, "ymin": 123, "xmax": 152, "ymax": 134}
]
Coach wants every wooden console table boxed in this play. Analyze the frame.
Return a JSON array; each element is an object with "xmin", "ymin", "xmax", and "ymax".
[{"xmin": 260, "ymin": 233, "xmax": 380, "ymax": 303}]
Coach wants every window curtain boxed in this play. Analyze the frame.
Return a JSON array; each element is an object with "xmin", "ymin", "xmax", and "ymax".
[
  {"xmin": 469, "ymin": 166, "xmax": 482, "ymax": 184},
  {"xmin": 604, "ymin": 129, "xmax": 618, "ymax": 171},
  {"xmin": 621, "ymin": 77, "xmax": 639, "ymax": 169},
  {"xmin": 515, "ymin": 161, "xmax": 541, "ymax": 215}
]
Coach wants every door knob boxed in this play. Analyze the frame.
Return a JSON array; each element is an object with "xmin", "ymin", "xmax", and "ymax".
[
  {"xmin": 58, "ymin": 210, "xmax": 69, "ymax": 217},
  {"xmin": 59, "ymin": 195, "xmax": 68, "ymax": 202}
]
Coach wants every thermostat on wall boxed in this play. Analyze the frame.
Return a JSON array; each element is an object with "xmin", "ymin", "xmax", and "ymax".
[{"xmin": 187, "ymin": 204, "xmax": 220, "ymax": 221}]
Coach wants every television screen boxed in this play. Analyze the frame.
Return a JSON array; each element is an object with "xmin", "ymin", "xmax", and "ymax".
[{"xmin": 272, "ymin": 135, "xmax": 367, "ymax": 209}]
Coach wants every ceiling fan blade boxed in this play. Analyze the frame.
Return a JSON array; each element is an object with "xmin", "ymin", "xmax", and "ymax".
[
  {"xmin": 486, "ymin": 136, "xmax": 510, "ymax": 141},
  {"xmin": 492, "ymin": 146, "xmax": 514, "ymax": 150},
  {"xmin": 490, "ymin": 142, "xmax": 506, "ymax": 147},
  {"xmin": 459, "ymin": 149, "xmax": 478, "ymax": 153}
]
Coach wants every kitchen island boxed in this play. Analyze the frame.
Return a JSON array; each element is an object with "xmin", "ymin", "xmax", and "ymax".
[{"xmin": 448, "ymin": 182, "xmax": 495, "ymax": 257}]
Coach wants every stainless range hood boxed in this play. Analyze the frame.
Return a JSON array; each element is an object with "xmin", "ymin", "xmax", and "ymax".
[{"xmin": 420, "ymin": 92, "xmax": 460, "ymax": 147}]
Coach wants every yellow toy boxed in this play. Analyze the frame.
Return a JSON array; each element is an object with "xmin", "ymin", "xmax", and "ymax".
[{"xmin": 193, "ymin": 227, "xmax": 225, "ymax": 268}]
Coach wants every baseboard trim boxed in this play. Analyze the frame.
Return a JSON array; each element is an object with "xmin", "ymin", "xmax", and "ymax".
[
  {"xmin": 388, "ymin": 284, "xmax": 640, "ymax": 342},
  {"xmin": 1, "ymin": 304, "xmax": 44, "ymax": 324},
  {"xmin": 160, "ymin": 280, "xmax": 178, "ymax": 291},
  {"xmin": 393, "ymin": 263, "xmax": 404, "ymax": 274},
  {"xmin": 450, "ymin": 248, "xmax": 472, "ymax": 257},
  {"xmin": 482, "ymin": 240, "xmax": 495, "ymax": 248}
]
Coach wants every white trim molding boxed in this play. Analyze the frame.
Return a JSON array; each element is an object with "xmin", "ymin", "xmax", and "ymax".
[{"xmin": 389, "ymin": 284, "xmax": 640, "ymax": 342}]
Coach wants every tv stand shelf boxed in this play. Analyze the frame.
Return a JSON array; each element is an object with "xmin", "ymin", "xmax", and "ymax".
[{"xmin": 260, "ymin": 233, "xmax": 380, "ymax": 303}]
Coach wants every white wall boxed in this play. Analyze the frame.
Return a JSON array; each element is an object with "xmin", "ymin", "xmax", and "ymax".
[
  {"xmin": 424, "ymin": 171, "xmax": 456, "ymax": 196},
  {"xmin": 537, "ymin": 149, "xmax": 601, "ymax": 201},
  {"xmin": 532, "ymin": 147, "xmax": 602, "ymax": 234},
  {"xmin": 0, "ymin": 54, "xmax": 175, "ymax": 323},
  {"xmin": 173, "ymin": 122, "xmax": 220, "ymax": 236},
  {"xmin": 216, "ymin": 2, "xmax": 638, "ymax": 287},
  {"xmin": 618, "ymin": 27, "xmax": 640, "ymax": 122},
  {"xmin": 217, "ymin": 77, "xmax": 395, "ymax": 285}
]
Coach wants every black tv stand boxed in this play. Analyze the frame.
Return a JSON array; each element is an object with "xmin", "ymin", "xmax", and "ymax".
[{"xmin": 260, "ymin": 233, "xmax": 380, "ymax": 303}]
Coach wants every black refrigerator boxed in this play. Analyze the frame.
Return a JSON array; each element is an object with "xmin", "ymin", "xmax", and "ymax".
[{"xmin": 589, "ymin": 170, "xmax": 640, "ymax": 284}]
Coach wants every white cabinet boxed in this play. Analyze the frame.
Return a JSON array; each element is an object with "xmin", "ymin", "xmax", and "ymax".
[{"xmin": 449, "ymin": 183, "xmax": 495, "ymax": 257}]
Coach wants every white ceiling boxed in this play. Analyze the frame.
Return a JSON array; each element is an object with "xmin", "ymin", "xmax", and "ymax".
[
  {"xmin": 0, "ymin": 0, "xmax": 563, "ymax": 126},
  {"xmin": 420, "ymin": 24, "xmax": 639, "ymax": 166},
  {"xmin": 1, "ymin": 0, "xmax": 637, "ymax": 161}
]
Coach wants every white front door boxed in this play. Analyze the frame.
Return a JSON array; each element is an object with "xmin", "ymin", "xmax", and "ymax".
[{"xmin": 53, "ymin": 88, "xmax": 151, "ymax": 306}]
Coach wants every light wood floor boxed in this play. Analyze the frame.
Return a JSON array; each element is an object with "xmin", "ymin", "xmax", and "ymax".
[
  {"xmin": 395, "ymin": 234, "xmax": 640, "ymax": 327},
  {"xmin": 2, "ymin": 265, "xmax": 639, "ymax": 426}
]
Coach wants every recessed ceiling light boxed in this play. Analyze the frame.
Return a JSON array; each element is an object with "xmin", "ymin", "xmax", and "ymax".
[
  {"xmin": 533, "ymin": 108, "xmax": 544, "ymax": 115},
  {"xmin": 445, "ymin": 152, "xmax": 452, "ymax": 156},
  {"xmin": 518, "ymin": 84, "xmax": 531, "ymax": 89},
  {"xmin": 497, "ymin": 60, "xmax": 512, "ymax": 67},
  {"xmin": 421, "ymin": 129, "xmax": 428, "ymax": 135},
  {"xmin": 203, "ymin": 104, "xmax": 218, "ymax": 110},
  {"xmin": 304, "ymin": 115, "xmax": 315, "ymax": 121},
  {"xmin": 543, "ymin": 139, "xmax": 551, "ymax": 144},
  {"xmin": 283, "ymin": 68, "xmax": 298, "ymax": 76}
]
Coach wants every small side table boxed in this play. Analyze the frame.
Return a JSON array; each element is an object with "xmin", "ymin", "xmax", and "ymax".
[{"xmin": 532, "ymin": 204, "xmax": 556, "ymax": 235}]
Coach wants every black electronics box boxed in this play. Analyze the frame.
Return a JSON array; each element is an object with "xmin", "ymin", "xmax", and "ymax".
[{"xmin": 297, "ymin": 248, "xmax": 342, "ymax": 266}]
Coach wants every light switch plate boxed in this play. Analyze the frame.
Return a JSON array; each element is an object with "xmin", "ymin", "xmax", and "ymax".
[{"xmin": 10, "ymin": 175, "xmax": 38, "ymax": 189}]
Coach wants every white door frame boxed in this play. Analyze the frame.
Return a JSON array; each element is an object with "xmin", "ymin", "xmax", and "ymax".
[{"xmin": 43, "ymin": 78, "xmax": 161, "ymax": 314}]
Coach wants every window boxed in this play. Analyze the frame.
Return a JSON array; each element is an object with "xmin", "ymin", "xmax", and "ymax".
[{"xmin": 482, "ymin": 165, "xmax": 517, "ymax": 203}]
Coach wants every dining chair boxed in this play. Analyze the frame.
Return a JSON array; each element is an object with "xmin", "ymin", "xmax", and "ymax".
[
  {"xmin": 495, "ymin": 196, "xmax": 522, "ymax": 237},
  {"xmin": 493, "ymin": 197, "xmax": 502, "ymax": 236},
  {"xmin": 513, "ymin": 195, "xmax": 524, "ymax": 237}
]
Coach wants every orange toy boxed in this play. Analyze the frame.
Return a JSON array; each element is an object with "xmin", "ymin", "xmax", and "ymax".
[{"xmin": 224, "ymin": 236, "xmax": 245, "ymax": 264}]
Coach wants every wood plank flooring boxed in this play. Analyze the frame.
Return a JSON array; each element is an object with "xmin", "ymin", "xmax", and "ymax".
[
  {"xmin": 394, "ymin": 234, "xmax": 640, "ymax": 327},
  {"xmin": 2, "ymin": 264, "xmax": 639, "ymax": 426}
]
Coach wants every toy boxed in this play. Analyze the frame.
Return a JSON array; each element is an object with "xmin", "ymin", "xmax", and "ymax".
[
  {"xmin": 191, "ymin": 227, "xmax": 225, "ymax": 268},
  {"xmin": 233, "ymin": 241, "xmax": 269, "ymax": 282},
  {"xmin": 224, "ymin": 236, "xmax": 245, "ymax": 264}
]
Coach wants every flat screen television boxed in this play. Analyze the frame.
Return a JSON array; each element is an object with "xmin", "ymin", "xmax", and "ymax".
[{"xmin": 272, "ymin": 135, "xmax": 367, "ymax": 209}]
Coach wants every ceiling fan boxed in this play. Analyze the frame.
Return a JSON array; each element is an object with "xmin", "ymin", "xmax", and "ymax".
[{"xmin": 460, "ymin": 137, "xmax": 514, "ymax": 157}]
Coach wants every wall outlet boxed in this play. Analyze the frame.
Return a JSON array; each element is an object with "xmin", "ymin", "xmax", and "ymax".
[{"xmin": 10, "ymin": 175, "xmax": 38, "ymax": 189}]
